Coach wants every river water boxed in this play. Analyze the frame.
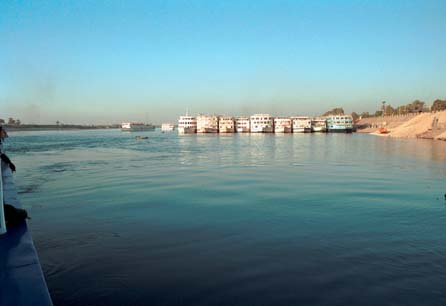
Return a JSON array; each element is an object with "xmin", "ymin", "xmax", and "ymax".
[{"xmin": 5, "ymin": 130, "xmax": 446, "ymax": 306}]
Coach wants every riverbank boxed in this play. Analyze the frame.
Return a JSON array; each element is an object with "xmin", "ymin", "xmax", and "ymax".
[
  {"xmin": 356, "ymin": 110, "xmax": 446, "ymax": 141},
  {"xmin": 3, "ymin": 124, "xmax": 120, "ymax": 132}
]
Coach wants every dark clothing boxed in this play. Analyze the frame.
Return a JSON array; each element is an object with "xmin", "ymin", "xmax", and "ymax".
[{"xmin": 1, "ymin": 153, "xmax": 16, "ymax": 172}]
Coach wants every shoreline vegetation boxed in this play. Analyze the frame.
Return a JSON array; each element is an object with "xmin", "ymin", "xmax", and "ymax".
[
  {"xmin": 5, "ymin": 112, "xmax": 446, "ymax": 142},
  {"xmin": 4, "ymin": 99, "xmax": 446, "ymax": 140}
]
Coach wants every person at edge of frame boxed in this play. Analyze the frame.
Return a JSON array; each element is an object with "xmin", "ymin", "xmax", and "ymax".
[{"xmin": 0, "ymin": 125, "xmax": 28, "ymax": 228}]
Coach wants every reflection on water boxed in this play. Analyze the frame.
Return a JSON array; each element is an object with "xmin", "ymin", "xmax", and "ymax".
[{"xmin": 7, "ymin": 129, "xmax": 446, "ymax": 306}]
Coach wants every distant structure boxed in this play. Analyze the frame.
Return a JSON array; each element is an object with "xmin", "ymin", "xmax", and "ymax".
[
  {"xmin": 177, "ymin": 113, "xmax": 354, "ymax": 134},
  {"xmin": 197, "ymin": 115, "xmax": 219, "ymax": 133},
  {"xmin": 161, "ymin": 123, "xmax": 175, "ymax": 132},
  {"xmin": 292, "ymin": 117, "xmax": 312, "ymax": 133},
  {"xmin": 219, "ymin": 117, "xmax": 235, "ymax": 133},
  {"xmin": 274, "ymin": 117, "xmax": 292, "ymax": 133},
  {"xmin": 311, "ymin": 117, "xmax": 327, "ymax": 133},
  {"xmin": 326, "ymin": 115, "xmax": 353, "ymax": 133},
  {"xmin": 250, "ymin": 114, "xmax": 274, "ymax": 133},
  {"xmin": 235, "ymin": 117, "xmax": 250, "ymax": 133},
  {"xmin": 178, "ymin": 115, "xmax": 197, "ymax": 134}
]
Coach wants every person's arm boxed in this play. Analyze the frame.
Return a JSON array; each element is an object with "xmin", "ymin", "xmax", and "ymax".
[{"xmin": 0, "ymin": 153, "xmax": 16, "ymax": 172}]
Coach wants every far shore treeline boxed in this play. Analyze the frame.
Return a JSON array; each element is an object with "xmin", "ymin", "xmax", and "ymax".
[{"xmin": 2, "ymin": 99, "xmax": 446, "ymax": 129}]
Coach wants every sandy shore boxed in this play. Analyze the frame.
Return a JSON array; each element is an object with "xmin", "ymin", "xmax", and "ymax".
[{"xmin": 356, "ymin": 111, "xmax": 446, "ymax": 141}]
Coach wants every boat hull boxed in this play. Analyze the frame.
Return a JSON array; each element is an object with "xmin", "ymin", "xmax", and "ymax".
[
  {"xmin": 197, "ymin": 128, "xmax": 218, "ymax": 133},
  {"xmin": 251, "ymin": 127, "xmax": 274, "ymax": 133},
  {"xmin": 236, "ymin": 128, "xmax": 250, "ymax": 133},
  {"xmin": 328, "ymin": 128, "xmax": 353, "ymax": 133},
  {"xmin": 311, "ymin": 127, "xmax": 327, "ymax": 133},
  {"xmin": 178, "ymin": 127, "xmax": 196, "ymax": 134},
  {"xmin": 274, "ymin": 127, "xmax": 292, "ymax": 133},
  {"xmin": 293, "ymin": 128, "xmax": 312, "ymax": 133}
]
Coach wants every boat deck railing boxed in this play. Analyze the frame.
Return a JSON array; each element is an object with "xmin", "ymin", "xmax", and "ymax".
[{"xmin": 0, "ymin": 153, "xmax": 53, "ymax": 306}]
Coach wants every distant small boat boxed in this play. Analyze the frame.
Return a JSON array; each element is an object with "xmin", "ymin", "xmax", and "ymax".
[
  {"xmin": 161, "ymin": 123, "xmax": 175, "ymax": 132},
  {"xmin": 135, "ymin": 136, "xmax": 148, "ymax": 140}
]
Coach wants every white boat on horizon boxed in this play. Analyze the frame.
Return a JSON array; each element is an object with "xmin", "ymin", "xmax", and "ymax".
[
  {"xmin": 121, "ymin": 122, "xmax": 155, "ymax": 132},
  {"xmin": 311, "ymin": 117, "xmax": 327, "ymax": 133},
  {"xmin": 250, "ymin": 114, "xmax": 274, "ymax": 133},
  {"xmin": 197, "ymin": 115, "xmax": 219, "ymax": 133},
  {"xmin": 326, "ymin": 115, "xmax": 353, "ymax": 133},
  {"xmin": 274, "ymin": 117, "xmax": 292, "ymax": 133},
  {"xmin": 161, "ymin": 123, "xmax": 175, "ymax": 132},
  {"xmin": 292, "ymin": 117, "xmax": 312, "ymax": 133},
  {"xmin": 178, "ymin": 115, "xmax": 197, "ymax": 134},
  {"xmin": 236, "ymin": 117, "xmax": 250, "ymax": 133},
  {"xmin": 219, "ymin": 117, "xmax": 235, "ymax": 133}
]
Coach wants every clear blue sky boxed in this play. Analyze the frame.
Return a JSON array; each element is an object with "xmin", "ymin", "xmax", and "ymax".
[{"xmin": 1, "ymin": 0, "xmax": 445, "ymax": 124}]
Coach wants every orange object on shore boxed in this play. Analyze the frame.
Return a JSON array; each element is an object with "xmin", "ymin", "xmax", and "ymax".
[{"xmin": 378, "ymin": 127, "xmax": 389, "ymax": 134}]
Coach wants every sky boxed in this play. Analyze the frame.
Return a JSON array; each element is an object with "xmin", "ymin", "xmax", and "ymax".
[{"xmin": 1, "ymin": 0, "xmax": 445, "ymax": 125}]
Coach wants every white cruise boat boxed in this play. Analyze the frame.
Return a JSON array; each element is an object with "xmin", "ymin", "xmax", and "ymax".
[
  {"xmin": 121, "ymin": 122, "xmax": 155, "ymax": 132},
  {"xmin": 311, "ymin": 117, "xmax": 327, "ymax": 132},
  {"xmin": 219, "ymin": 117, "xmax": 235, "ymax": 133},
  {"xmin": 250, "ymin": 114, "xmax": 274, "ymax": 133},
  {"xmin": 235, "ymin": 117, "xmax": 250, "ymax": 133},
  {"xmin": 161, "ymin": 123, "xmax": 175, "ymax": 132},
  {"xmin": 292, "ymin": 117, "xmax": 312, "ymax": 133},
  {"xmin": 178, "ymin": 115, "xmax": 197, "ymax": 134},
  {"xmin": 326, "ymin": 115, "xmax": 353, "ymax": 133},
  {"xmin": 274, "ymin": 117, "xmax": 292, "ymax": 133},
  {"xmin": 197, "ymin": 115, "xmax": 219, "ymax": 133}
]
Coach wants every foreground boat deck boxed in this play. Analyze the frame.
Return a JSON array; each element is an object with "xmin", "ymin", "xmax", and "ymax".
[{"xmin": 0, "ymin": 161, "xmax": 53, "ymax": 306}]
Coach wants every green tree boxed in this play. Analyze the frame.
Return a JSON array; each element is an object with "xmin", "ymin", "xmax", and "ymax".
[
  {"xmin": 396, "ymin": 105, "xmax": 408, "ymax": 115},
  {"xmin": 374, "ymin": 110, "xmax": 383, "ymax": 117},
  {"xmin": 8, "ymin": 118, "xmax": 15, "ymax": 125},
  {"xmin": 407, "ymin": 100, "xmax": 425, "ymax": 113},
  {"xmin": 351, "ymin": 112, "xmax": 359, "ymax": 121},
  {"xmin": 360, "ymin": 112, "xmax": 370, "ymax": 118},
  {"xmin": 384, "ymin": 105, "xmax": 396, "ymax": 116}
]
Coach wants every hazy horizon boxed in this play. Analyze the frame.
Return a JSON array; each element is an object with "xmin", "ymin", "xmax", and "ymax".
[{"xmin": 1, "ymin": 1, "xmax": 445, "ymax": 125}]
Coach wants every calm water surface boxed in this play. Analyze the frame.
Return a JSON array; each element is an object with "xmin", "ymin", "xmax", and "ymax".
[{"xmin": 6, "ymin": 130, "xmax": 446, "ymax": 306}]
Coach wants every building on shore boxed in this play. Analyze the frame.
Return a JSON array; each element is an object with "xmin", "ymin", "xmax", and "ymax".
[
  {"xmin": 236, "ymin": 117, "xmax": 250, "ymax": 133},
  {"xmin": 178, "ymin": 115, "xmax": 197, "ymax": 134},
  {"xmin": 292, "ymin": 117, "xmax": 312, "ymax": 133},
  {"xmin": 219, "ymin": 117, "xmax": 235, "ymax": 133},
  {"xmin": 311, "ymin": 117, "xmax": 327, "ymax": 133},
  {"xmin": 250, "ymin": 114, "xmax": 274, "ymax": 133},
  {"xmin": 326, "ymin": 115, "xmax": 353, "ymax": 133},
  {"xmin": 197, "ymin": 115, "xmax": 219, "ymax": 133},
  {"xmin": 274, "ymin": 117, "xmax": 292, "ymax": 133}
]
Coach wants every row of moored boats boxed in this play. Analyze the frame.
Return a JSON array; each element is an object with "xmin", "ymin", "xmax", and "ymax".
[
  {"xmin": 121, "ymin": 114, "xmax": 354, "ymax": 134},
  {"xmin": 176, "ymin": 114, "xmax": 353, "ymax": 134}
]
